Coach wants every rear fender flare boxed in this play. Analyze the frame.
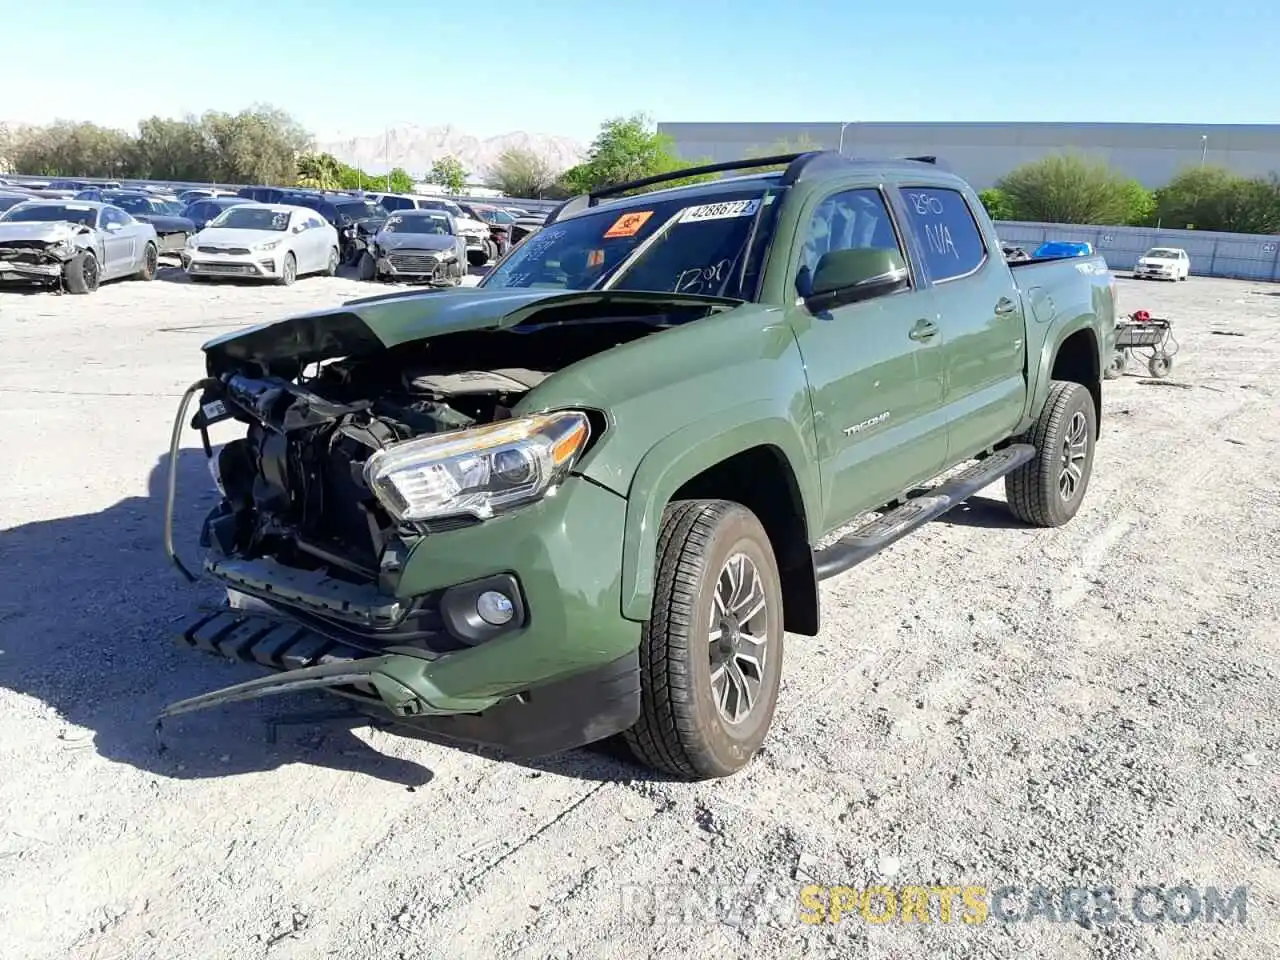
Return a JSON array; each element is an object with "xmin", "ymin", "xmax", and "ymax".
[
  {"xmin": 619, "ymin": 401, "xmax": 820, "ymax": 621},
  {"xmin": 1028, "ymin": 316, "xmax": 1102, "ymax": 425}
]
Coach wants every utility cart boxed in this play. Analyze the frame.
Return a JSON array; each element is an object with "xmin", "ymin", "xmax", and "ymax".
[{"xmin": 1106, "ymin": 310, "xmax": 1179, "ymax": 379}]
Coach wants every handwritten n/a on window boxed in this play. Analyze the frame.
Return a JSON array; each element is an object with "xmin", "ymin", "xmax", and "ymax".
[{"xmin": 907, "ymin": 192, "xmax": 959, "ymax": 260}]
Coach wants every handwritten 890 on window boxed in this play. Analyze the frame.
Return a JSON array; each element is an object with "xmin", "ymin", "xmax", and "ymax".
[{"xmin": 798, "ymin": 884, "xmax": 1249, "ymax": 925}]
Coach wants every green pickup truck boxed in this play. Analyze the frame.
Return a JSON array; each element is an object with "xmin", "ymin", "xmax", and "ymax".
[{"xmin": 163, "ymin": 151, "xmax": 1117, "ymax": 780}]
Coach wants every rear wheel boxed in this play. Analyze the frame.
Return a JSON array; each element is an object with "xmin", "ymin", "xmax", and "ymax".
[
  {"xmin": 133, "ymin": 242, "xmax": 158, "ymax": 281},
  {"xmin": 1148, "ymin": 353, "xmax": 1173, "ymax": 378},
  {"xmin": 277, "ymin": 252, "xmax": 297, "ymax": 286},
  {"xmin": 63, "ymin": 251, "xmax": 100, "ymax": 294},
  {"xmin": 1005, "ymin": 380, "xmax": 1097, "ymax": 527},
  {"xmin": 325, "ymin": 246, "xmax": 340, "ymax": 277},
  {"xmin": 623, "ymin": 500, "xmax": 784, "ymax": 780}
]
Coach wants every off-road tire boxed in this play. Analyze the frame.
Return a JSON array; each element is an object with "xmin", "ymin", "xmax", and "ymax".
[
  {"xmin": 277, "ymin": 252, "xmax": 297, "ymax": 286},
  {"xmin": 63, "ymin": 251, "xmax": 100, "ymax": 295},
  {"xmin": 325, "ymin": 246, "xmax": 340, "ymax": 277},
  {"xmin": 1005, "ymin": 380, "xmax": 1097, "ymax": 527},
  {"xmin": 358, "ymin": 251, "xmax": 378, "ymax": 281},
  {"xmin": 623, "ymin": 499, "xmax": 784, "ymax": 780},
  {"xmin": 132, "ymin": 242, "xmax": 158, "ymax": 281}
]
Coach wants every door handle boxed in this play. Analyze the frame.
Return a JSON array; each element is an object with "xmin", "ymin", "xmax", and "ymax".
[
  {"xmin": 908, "ymin": 319, "xmax": 938, "ymax": 342},
  {"xmin": 995, "ymin": 296, "xmax": 1019, "ymax": 315}
]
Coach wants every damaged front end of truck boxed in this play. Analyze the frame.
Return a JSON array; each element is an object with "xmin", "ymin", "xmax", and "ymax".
[{"xmin": 160, "ymin": 286, "xmax": 741, "ymax": 755}]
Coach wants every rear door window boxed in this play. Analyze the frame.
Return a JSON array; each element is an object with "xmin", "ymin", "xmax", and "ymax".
[{"xmin": 898, "ymin": 187, "xmax": 987, "ymax": 283}]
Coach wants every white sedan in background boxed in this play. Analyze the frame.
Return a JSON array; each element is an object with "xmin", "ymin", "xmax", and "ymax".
[
  {"xmin": 1133, "ymin": 246, "xmax": 1191, "ymax": 281},
  {"xmin": 183, "ymin": 203, "xmax": 339, "ymax": 285}
]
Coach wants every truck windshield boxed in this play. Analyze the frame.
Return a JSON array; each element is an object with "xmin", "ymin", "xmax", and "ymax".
[{"xmin": 480, "ymin": 188, "xmax": 784, "ymax": 299}]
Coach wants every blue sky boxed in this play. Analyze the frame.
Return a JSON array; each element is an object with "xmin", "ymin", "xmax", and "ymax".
[{"xmin": 2, "ymin": 0, "xmax": 1274, "ymax": 144}]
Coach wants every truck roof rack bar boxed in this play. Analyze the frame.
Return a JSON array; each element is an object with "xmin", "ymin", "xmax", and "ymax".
[
  {"xmin": 543, "ymin": 151, "xmax": 946, "ymax": 225},
  {"xmin": 544, "ymin": 153, "xmax": 809, "ymax": 225}
]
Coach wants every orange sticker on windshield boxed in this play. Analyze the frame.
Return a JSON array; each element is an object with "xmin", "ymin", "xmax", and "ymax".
[{"xmin": 603, "ymin": 210, "xmax": 653, "ymax": 238}]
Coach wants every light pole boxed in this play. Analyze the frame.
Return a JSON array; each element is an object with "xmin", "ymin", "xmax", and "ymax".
[
  {"xmin": 1200, "ymin": 135, "xmax": 1208, "ymax": 168},
  {"xmin": 837, "ymin": 121, "xmax": 853, "ymax": 155}
]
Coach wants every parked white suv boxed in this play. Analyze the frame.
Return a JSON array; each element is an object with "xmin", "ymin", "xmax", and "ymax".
[{"xmin": 1133, "ymin": 246, "xmax": 1190, "ymax": 281}]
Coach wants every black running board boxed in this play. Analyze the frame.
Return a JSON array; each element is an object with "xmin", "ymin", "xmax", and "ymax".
[{"xmin": 813, "ymin": 443, "xmax": 1036, "ymax": 581}]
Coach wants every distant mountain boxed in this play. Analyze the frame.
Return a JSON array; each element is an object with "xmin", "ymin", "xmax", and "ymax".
[{"xmin": 315, "ymin": 124, "xmax": 587, "ymax": 180}]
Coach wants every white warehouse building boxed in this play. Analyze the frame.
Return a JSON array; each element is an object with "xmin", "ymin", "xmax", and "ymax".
[{"xmin": 656, "ymin": 121, "xmax": 1280, "ymax": 190}]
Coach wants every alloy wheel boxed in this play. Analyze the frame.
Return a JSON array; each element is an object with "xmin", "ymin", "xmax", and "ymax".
[
  {"xmin": 708, "ymin": 552, "xmax": 769, "ymax": 725},
  {"xmin": 1059, "ymin": 410, "xmax": 1089, "ymax": 501}
]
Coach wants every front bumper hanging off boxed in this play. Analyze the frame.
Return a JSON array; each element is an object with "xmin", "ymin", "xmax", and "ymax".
[{"xmin": 166, "ymin": 607, "xmax": 641, "ymax": 759}]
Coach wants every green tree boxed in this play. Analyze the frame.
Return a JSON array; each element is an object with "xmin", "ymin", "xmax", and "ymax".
[
  {"xmin": 130, "ymin": 115, "xmax": 215, "ymax": 181},
  {"xmin": 296, "ymin": 152, "xmax": 344, "ymax": 190},
  {"xmin": 743, "ymin": 133, "xmax": 824, "ymax": 172},
  {"xmin": 996, "ymin": 152, "xmax": 1136, "ymax": 225},
  {"xmin": 1119, "ymin": 179, "xmax": 1157, "ymax": 226},
  {"xmin": 7, "ymin": 120, "xmax": 136, "ymax": 178},
  {"xmin": 978, "ymin": 188, "xmax": 1016, "ymax": 221},
  {"xmin": 557, "ymin": 113, "xmax": 717, "ymax": 195},
  {"xmin": 427, "ymin": 154, "xmax": 468, "ymax": 194},
  {"xmin": 487, "ymin": 147, "xmax": 557, "ymax": 197},
  {"xmin": 1154, "ymin": 165, "xmax": 1280, "ymax": 233}
]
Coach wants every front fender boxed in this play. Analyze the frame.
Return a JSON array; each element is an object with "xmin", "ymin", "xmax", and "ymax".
[{"xmin": 619, "ymin": 402, "xmax": 821, "ymax": 621}]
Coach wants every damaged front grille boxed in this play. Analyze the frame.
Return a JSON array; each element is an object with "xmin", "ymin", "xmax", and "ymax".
[
  {"xmin": 0, "ymin": 240, "xmax": 56, "ymax": 265},
  {"xmin": 388, "ymin": 251, "xmax": 440, "ymax": 274}
]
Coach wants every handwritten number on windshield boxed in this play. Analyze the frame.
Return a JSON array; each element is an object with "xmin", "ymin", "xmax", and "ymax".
[{"xmin": 675, "ymin": 258, "xmax": 732, "ymax": 295}]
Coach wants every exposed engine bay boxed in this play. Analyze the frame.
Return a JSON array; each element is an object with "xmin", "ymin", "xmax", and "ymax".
[
  {"xmin": 196, "ymin": 319, "xmax": 666, "ymax": 586},
  {"xmin": 0, "ymin": 232, "xmax": 90, "ymax": 280}
]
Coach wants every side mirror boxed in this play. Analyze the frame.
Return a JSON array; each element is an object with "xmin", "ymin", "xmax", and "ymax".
[
  {"xmin": 105, "ymin": 222, "xmax": 123, "ymax": 232},
  {"xmin": 804, "ymin": 248, "xmax": 910, "ymax": 312}
]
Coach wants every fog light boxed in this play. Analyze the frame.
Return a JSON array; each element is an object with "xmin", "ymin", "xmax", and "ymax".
[{"xmin": 476, "ymin": 590, "xmax": 514, "ymax": 625}]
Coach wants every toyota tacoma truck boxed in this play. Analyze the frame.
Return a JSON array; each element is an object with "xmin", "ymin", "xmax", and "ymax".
[{"xmin": 162, "ymin": 151, "xmax": 1117, "ymax": 780}]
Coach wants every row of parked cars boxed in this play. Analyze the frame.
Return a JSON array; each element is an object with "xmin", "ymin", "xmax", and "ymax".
[
  {"xmin": 0, "ymin": 177, "xmax": 550, "ymax": 294},
  {"xmin": 998, "ymin": 238, "xmax": 1193, "ymax": 280}
]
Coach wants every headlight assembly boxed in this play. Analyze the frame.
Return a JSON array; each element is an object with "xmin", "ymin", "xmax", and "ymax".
[
  {"xmin": 256, "ymin": 239, "xmax": 282, "ymax": 251},
  {"xmin": 363, "ymin": 411, "xmax": 591, "ymax": 522}
]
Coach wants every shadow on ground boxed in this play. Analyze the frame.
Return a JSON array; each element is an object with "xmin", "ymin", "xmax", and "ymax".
[
  {"xmin": 0, "ymin": 448, "xmax": 653, "ymax": 788},
  {"xmin": 931, "ymin": 494, "xmax": 1029, "ymax": 530}
]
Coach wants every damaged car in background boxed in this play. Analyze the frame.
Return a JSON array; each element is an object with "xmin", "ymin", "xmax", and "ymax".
[
  {"xmin": 72, "ymin": 188, "xmax": 196, "ymax": 255},
  {"xmin": 358, "ymin": 208, "xmax": 468, "ymax": 285},
  {"xmin": 0, "ymin": 200, "xmax": 160, "ymax": 293}
]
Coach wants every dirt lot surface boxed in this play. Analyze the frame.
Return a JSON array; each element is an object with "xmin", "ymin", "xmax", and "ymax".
[{"xmin": 1, "ymin": 269, "xmax": 1277, "ymax": 959}]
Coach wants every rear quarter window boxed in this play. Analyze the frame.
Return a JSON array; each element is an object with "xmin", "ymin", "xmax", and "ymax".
[{"xmin": 899, "ymin": 187, "xmax": 987, "ymax": 282}]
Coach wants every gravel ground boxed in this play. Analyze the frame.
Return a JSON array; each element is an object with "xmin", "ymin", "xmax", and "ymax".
[{"xmin": 1, "ymin": 267, "xmax": 1277, "ymax": 960}]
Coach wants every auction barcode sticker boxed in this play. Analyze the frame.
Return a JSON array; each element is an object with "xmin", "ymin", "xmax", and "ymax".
[{"xmin": 679, "ymin": 199, "xmax": 761, "ymax": 223}]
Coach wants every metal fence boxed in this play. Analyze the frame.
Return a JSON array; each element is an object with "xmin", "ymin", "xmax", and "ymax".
[{"xmin": 995, "ymin": 220, "xmax": 1280, "ymax": 282}]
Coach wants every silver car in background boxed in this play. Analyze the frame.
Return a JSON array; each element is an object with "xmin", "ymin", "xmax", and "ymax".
[
  {"xmin": 359, "ymin": 209, "xmax": 468, "ymax": 285},
  {"xmin": 0, "ymin": 199, "xmax": 160, "ymax": 294},
  {"xmin": 183, "ymin": 203, "xmax": 340, "ymax": 285}
]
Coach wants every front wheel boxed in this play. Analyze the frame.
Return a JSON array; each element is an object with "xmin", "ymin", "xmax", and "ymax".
[
  {"xmin": 1005, "ymin": 380, "xmax": 1097, "ymax": 527},
  {"xmin": 623, "ymin": 500, "xmax": 784, "ymax": 780},
  {"xmin": 358, "ymin": 251, "xmax": 378, "ymax": 281},
  {"xmin": 63, "ymin": 251, "xmax": 100, "ymax": 294},
  {"xmin": 276, "ymin": 252, "xmax": 297, "ymax": 286}
]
